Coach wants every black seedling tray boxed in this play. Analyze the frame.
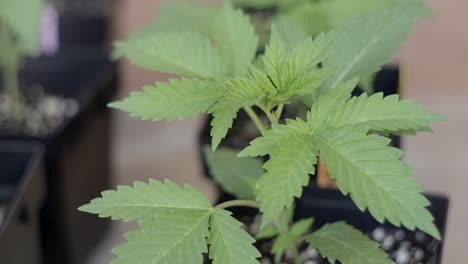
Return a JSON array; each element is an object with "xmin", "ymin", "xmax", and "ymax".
[
  {"xmin": 296, "ymin": 187, "xmax": 449, "ymax": 264},
  {"xmin": 0, "ymin": 141, "xmax": 45, "ymax": 264},
  {"xmin": 0, "ymin": 47, "xmax": 119, "ymax": 264}
]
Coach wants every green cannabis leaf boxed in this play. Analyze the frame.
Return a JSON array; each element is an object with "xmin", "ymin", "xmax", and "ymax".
[
  {"xmin": 272, "ymin": 218, "xmax": 314, "ymax": 254},
  {"xmin": 322, "ymin": 93, "xmax": 446, "ymax": 134},
  {"xmin": 210, "ymin": 109, "xmax": 238, "ymax": 151},
  {"xmin": 263, "ymin": 25, "xmax": 334, "ymax": 103},
  {"xmin": 316, "ymin": 125, "xmax": 440, "ymax": 239},
  {"xmin": 215, "ymin": 70, "xmax": 270, "ymax": 110},
  {"xmin": 283, "ymin": 0, "xmax": 400, "ymax": 37},
  {"xmin": 0, "ymin": 0, "xmax": 43, "ymax": 54},
  {"xmin": 208, "ymin": 209, "xmax": 261, "ymax": 264},
  {"xmin": 308, "ymin": 222, "xmax": 392, "ymax": 264},
  {"xmin": 272, "ymin": 16, "xmax": 309, "ymax": 48},
  {"xmin": 212, "ymin": 3, "xmax": 259, "ymax": 76},
  {"xmin": 112, "ymin": 2, "xmax": 217, "ymax": 59},
  {"xmin": 244, "ymin": 80, "xmax": 444, "ymax": 237},
  {"xmin": 155, "ymin": 2, "xmax": 217, "ymax": 37},
  {"xmin": 359, "ymin": 71, "xmax": 377, "ymax": 94},
  {"xmin": 238, "ymin": 118, "xmax": 311, "ymax": 158},
  {"xmin": 114, "ymin": 10, "xmax": 333, "ymax": 150},
  {"xmin": 112, "ymin": 217, "xmax": 210, "ymax": 264},
  {"xmin": 208, "ymin": 66, "xmax": 275, "ymax": 150},
  {"xmin": 322, "ymin": 1, "xmax": 424, "ymax": 91},
  {"xmin": 257, "ymin": 134, "xmax": 318, "ymax": 227},
  {"xmin": 116, "ymin": 30, "xmax": 227, "ymax": 78},
  {"xmin": 80, "ymin": 179, "xmax": 260, "ymax": 264},
  {"xmin": 78, "ymin": 179, "xmax": 212, "ymax": 222},
  {"xmin": 109, "ymin": 78, "xmax": 221, "ymax": 121},
  {"xmin": 204, "ymin": 146, "xmax": 264, "ymax": 199},
  {"xmin": 92, "ymin": 1, "xmax": 448, "ymax": 262}
]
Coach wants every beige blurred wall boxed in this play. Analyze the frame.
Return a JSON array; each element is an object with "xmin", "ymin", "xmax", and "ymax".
[{"xmin": 108, "ymin": 1, "xmax": 468, "ymax": 263}]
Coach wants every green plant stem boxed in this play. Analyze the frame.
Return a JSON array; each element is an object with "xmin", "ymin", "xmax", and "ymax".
[
  {"xmin": 0, "ymin": 24, "xmax": 22, "ymax": 127},
  {"xmin": 290, "ymin": 245, "xmax": 301, "ymax": 264},
  {"xmin": 296, "ymin": 234, "xmax": 309, "ymax": 245},
  {"xmin": 4, "ymin": 60, "xmax": 21, "ymax": 126},
  {"xmin": 243, "ymin": 106, "xmax": 267, "ymax": 135},
  {"xmin": 275, "ymin": 104, "xmax": 284, "ymax": 122},
  {"xmin": 262, "ymin": 103, "xmax": 285, "ymax": 126},
  {"xmin": 215, "ymin": 199, "xmax": 260, "ymax": 210},
  {"xmin": 265, "ymin": 110, "xmax": 277, "ymax": 125}
]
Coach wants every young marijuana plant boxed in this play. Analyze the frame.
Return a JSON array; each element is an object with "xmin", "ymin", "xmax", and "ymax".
[
  {"xmin": 0, "ymin": 0, "xmax": 43, "ymax": 125},
  {"xmin": 233, "ymin": 0, "xmax": 431, "ymax": 94},
  {"xmin": 80, "ymin": 1, "xmax": 445, "ymax": 263}
]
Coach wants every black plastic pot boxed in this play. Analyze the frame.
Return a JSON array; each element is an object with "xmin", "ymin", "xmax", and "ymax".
[
  {"xmin": 0, "ymin": 142, "xmax": 45, "ymax": 264},
  {"xmin": 296, "ymin": 187, "xmax": 449, "ymax": 264},
  {"xmin": 0, "ymin": 48, "xmax": 119, "ymax": 264},
  {"xmin": 55, "ymin": 0, "xmax": 115, "ymax": 48},
  {"xmin": 59, "ymin": 15, "xmax": 111, "ymax": 48},
  {"xmin": 198, "ymin": 66, "xmax": 401, "ymax": 201},
  {"xmin": 212, "ymin": 188, "xmax": 448, "ymax": 263}
]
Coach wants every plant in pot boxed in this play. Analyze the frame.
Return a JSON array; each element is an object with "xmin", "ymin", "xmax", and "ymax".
[
  {"xmin": 80, "ymin": 1, "xmax": 446, "ymax": 263},
  {"xmin": 0, "ymin": 0, "xmax": 44, "ymax": 130},
  {"xmin": 121, "ymin": 1, "xmax": 424, "ymax": 194},
  {"xmin": 228, "ymin": 0, "xmax": 431, "ymax": 125},
  {"xmin": 0, "ymin": 0, "xmax": 90, "ymax": 138},
  {"xmin": 1, "ymin": 1, "xmax": 119, "ymax": 263}
]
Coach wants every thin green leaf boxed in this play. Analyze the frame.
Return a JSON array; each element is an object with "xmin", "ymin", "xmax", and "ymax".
[
  {"xmin": 0, "ymin": 0, "xmax": 43, "ymax": 54},
  {"xmin": 323, "ymin": 2, "xmax": 424, "ymax": 91},
  {"xmin": 156, "ymin": 2, "xmax": 218, "ymax": 37},
  {"xmin": 203, "ymin": 146, "xmax": 264, "ymax": 199},
  {"xmin": 273, "ymin": 16, "xmax": 309, "ymax": 48},
  {"xmin": 315, "ymin": 126, "xmax": 440, "ymax": 239},
  {"xmin": 208, "ymin": 209, "xmax": 261, "ymax": 264},
  {"xmin": 272, "ymin": 218, "xmax": 314, "ymax": 254},
  {"xmin": 80, "ymin": 180, "xmax": 214, "ymax": 263},
  {"xmin": 238, "ymin": 118, "xmax": 311, "ymax": 157},
  {"xmin": 307, "ymin": 78, "xmax": 359, "ymax": 123},
  {"xmin": 79, "ymin": 179, "xmax": 212, "ymax": 222},
  {"xmin": 256, "ymin": 225, "xmax": 278, "ymax": 240},
  {"xmin": 112, "ymin": 217, "xmax": 210, "ymax": 264},
  {"xmin": 216, "ymin": 73, "xmax": 268, "ymax": 110},
  {"xmin": 359, "ymin": 71, "xmax": 377, "ymax": 94},
  {"xmin": 324, "ymin": 93, "xmax": 447, "ymax": 133},
  {"xmin": 210, "ymin": 109, "xmax": 238, "ymax": 151},
  {"xmin": 116, "ymin": 31, "xmax": 227, "ymax": 78},
  {"xmin": 308, "ymin": 222, "xmax": 392, "ymax": 264},
  {"xmin": 263, "ymin": 25, "xmax": 334, "ymax": 101},
  {"xmin": 109, "ymin": 78, "xmax": 221, "ymax": 121},
  {"xmin": 257, "ymin": 134, "xmax": 318, "ymax": 227},
  {"xmin": 256, "ymin": 206, "xmax": 295, "ymax": 240},
  {"xmin": 212, "ymin": 3, "xmax": 258, "ymax": 76},
  {"xmin": 122, "ymin": 2, "xmax": 218, "ymax": 44}
]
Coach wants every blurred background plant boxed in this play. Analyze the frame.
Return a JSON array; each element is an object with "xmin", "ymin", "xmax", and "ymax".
[{"xmin": 0, "ymin": 0, "xmax": 43, "ymax": 126}]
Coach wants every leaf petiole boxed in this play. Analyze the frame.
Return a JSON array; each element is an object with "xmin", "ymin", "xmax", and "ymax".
[
  {"xmin": 215, "ymin": 199, "xmax": 260, "ymax": 210},
  {"xmin": 243, "ymin": 106, "xmax": 267, "ymax": 135}
]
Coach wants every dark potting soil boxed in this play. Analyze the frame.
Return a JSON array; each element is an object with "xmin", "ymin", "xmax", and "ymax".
[
  {"xmin": 0, "ymin": 87, "xmax": 79, "ymax": 137},
  {"xmin": 229, "ymin": 212, "xmax": 441, "ymax": 264}
]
